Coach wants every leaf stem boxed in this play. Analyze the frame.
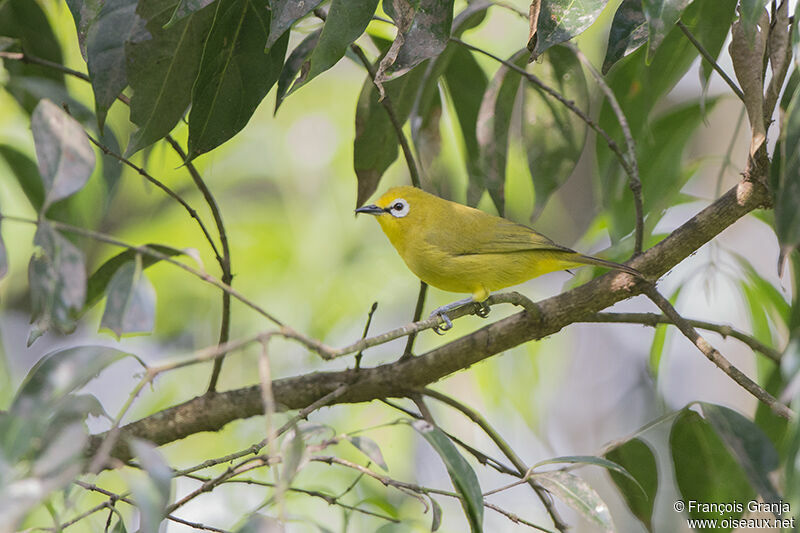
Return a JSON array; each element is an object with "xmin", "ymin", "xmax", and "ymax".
[{"xmin": 677, "ymin": 20, "xmax": 745, "ymax": 101}]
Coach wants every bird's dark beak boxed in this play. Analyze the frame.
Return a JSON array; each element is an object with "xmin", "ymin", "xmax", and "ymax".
[{"xmin": 355, "ymin": 204, "xmax": 386, "ymax": 216}]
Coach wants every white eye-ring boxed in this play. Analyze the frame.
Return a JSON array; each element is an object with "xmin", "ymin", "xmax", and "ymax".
[{"xmin": 388, "ymin": 198, "xmax": 410, "ymax": 218}]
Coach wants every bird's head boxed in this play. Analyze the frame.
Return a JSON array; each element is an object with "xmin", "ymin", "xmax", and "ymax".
[{"xmin": 355, "ymin": 186, "xmax": 427, "ymax": 241}]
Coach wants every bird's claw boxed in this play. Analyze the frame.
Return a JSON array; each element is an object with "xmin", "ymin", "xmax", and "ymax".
[
  {"xmin": 431, "ymin": 311, "xmax": 453, "ymax": 335},
  {"xmin": 475, "ymin": 302, "xmax": 491, "ymax": 318}
]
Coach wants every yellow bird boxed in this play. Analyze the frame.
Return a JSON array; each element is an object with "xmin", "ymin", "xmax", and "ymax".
[{"xmin": 356, "ymin": 186, "xmax": 641, "ymax": 330}]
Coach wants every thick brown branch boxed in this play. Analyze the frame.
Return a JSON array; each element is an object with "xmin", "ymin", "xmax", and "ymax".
[{"xmin": 90, "ymin": 179, "xmax": 774, "ymax": 461}]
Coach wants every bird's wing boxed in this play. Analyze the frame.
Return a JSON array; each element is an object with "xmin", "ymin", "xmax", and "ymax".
[{"xmin": 424, "ymin": 210, "xmax": 575, "ymax": 256}]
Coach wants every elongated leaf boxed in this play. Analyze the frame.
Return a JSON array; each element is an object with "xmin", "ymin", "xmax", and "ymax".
[
  {"xmin": 86, "ymin": 244, "xmax": 183, "ymax": 309},
  {"xmin": 429, "ymin": 495, "xmax": 442, "ymax": 531},
  {"xmin": 532, "ymin": 0, "xmax": 609, "ymax": 59},
  {"xmin": 28, "ymin": 222, "xmax": 87, "ymax": 343},
  {"xmin": 534, "ymin": 471, "xmax": 614, "ymax": 532},
  {"xmin": 165, "ymin": 0, "xmax": 216, "ymax": 27},
  {"xmin": 536, "ymin": 455, "xmax": 641, "ymax": 487},
  {"xmin": 187, "ymin": 0, "xmax": 288, "ymax": 160},
  {"xmin": 31, "ymin": 100, "xmax": 96, "ymax": 211},
  {"xmin": 411, "ymin": 2, "xmax": 489, "ymax": 202},
  {"xmin": 522, "ymin": 45, "xmax": 588, "ymax": 217},
  {"xmin": 411, "ymin": 420, "xmax": 483, "ymax": 532},
  {"xmin": 266, "ymin": 0, "xmax": 324, "ymax": 49},
  {"xmin": 693, "ymin": 0, "xmax": 737, "ymax": 89},
  {"xmin": 0, "ymin": 220, "xmax": 6, "ymax": 280},
  {"xmin": 477, "ymin": 50, "xmax": 526, "ymax": 215},
  {"xmin": 346, "ymin": 435, "xmax": 388, "ymax": 471},
  {"xmin": 700, "ymin": 403, "xmax": 780, "ymax": 506},
  {"xmin": 12, "ymin": 345, "xmax": 129, "ymax": 412},
  {"xmin": 670, "ymin": 409, "xmax": 754, "ymax": 526},
  {"xmin": 65, "ymin": 0, "xmax": 104, "ymax": 59},
  {"xmin": 354, "ymin": 63, "xmax": 427, "ymax": 207},
  {"xmin": 602, "ymin": 0, "xmax": 647, "ymax": 74},
  {"xmin": 729, "ymin": 10, "xmax": 768, "ymax": 156},
  {"xmin": 275, "ymin": 29, "xmax": 322, "ymax": 112},
  {"xmin": 378, "ymin": 0, "xmax": 454, "ymax": 80},
  {"xmin": 446, "ymin": 47, "xmax": 488, "ymax": 205},
  {"xmin": 642, "ymin": 0, "xmax": 692, "ymax": 62},
  {"xmin": 0, "ymin": 0, "xmax": 64, "ymax": 112},
  {"xmin": 128, "ymin": 439, "xmax": 172, "ymax": 533},
  {"xmin": 0, "ymin": 144, "xmax": 43, "ymax": 210},
  {"xmin": 739, "ymin": 0, "xmax": 770, "ymax": 33},
  {"xmin": 597, "ymin": 0, "xmax": 736, "ymax": 240},
  {"xmin": 777, "ymin": 84, "xmax": 800, "ymax": 269},
  {"xmin": 125, "ymin": 0, "xmax": 216, "ymax": 156},
  {"xmin": 100, "ymin": 257, "xmax": 156, "ymax": 338},
  {"xmin": 605, "ymin": 438, "xmax": 658, "ymax": 530},
  {"xmin": 290, "ymin": 0, "xmax": 380, "ymax": 92},
  {"xmin": 86, "ymin": 0, "xmax": 141, "ymax": 129}
]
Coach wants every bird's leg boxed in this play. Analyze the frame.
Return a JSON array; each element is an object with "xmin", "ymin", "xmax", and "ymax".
[{"xmin": 429, "ymin": 297, "xmax": 474, "ymax": 334}]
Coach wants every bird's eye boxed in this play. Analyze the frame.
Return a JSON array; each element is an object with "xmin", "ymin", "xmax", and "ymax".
[{"xmin": 388, "ymin": 198, "xmax": 409, "ymax": 218}]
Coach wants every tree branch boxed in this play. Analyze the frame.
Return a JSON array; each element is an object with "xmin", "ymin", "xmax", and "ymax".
[
  {"xmin": 583, "ymin": 311, "xmax": 782, "ymax": 363},
  {"xmin": 90, "ymin": 179, "xmax": 775, "ymax": 461},
  {"xmin": 641, "ymin": 284, "xmax": 791, "ymax": 419}
]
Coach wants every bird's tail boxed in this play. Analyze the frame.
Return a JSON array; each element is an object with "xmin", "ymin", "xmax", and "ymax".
[{"xmin": 574, "ymin": 254, "xmax": 643, "ymax": 278}]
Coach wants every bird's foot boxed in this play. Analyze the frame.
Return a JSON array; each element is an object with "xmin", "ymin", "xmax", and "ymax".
[
  {"xmin": 429, "ymin": 297, "xmax": 474, "ymax": 335},
  {"xmin": 474, "ymin": 301, "xmax": 491, "ymax": 318}
]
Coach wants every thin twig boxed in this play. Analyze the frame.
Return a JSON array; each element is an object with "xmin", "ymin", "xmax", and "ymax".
[
  {"xmin": 422, "ymin": 388, "xmax": 569, "ymax": 533},
  {"xmin": 0, "ymin": 50, "xmax": 90, "ymax": 82},
  {"xmin": 450, "ymin": 37, "xmax": 638, "ymax": 208},
  {"xmin": 0, "ymin": 214, "xmax": 284, "ymax": 326},
  {"xmin": 164, "ymin": 136, "xmax": 234, "ymax": 393},
  {"xmin": 569, "ymin": 44, "xmax": 644, "ymax": 256},
  {"xmin": 85, "ymin": 134, "xmax": 222, "ymax": 261},
  {"xmin": 402, "ymin": 282, "xmax": 428, "ymax": 358},
  {"xmin": 355, "ymin": 302, "xmax": 379, "ymax": 370},
  {"xmin": 642, "ymin": 284, "xmax": 792, "ymax": 419},
  {"xmin": 349, "ymin": 43, "xmax": 422, "ymax": 188},
  {"xmin": 677, "ymin": 20, "xmax": 745, "ymax": 101},
  {"xmin": 583, "ymin": 311, "xmax": 782, "ymax": 363}
]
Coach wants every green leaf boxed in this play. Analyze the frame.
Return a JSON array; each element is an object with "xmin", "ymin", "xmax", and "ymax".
[
  {"xmin": 125, "ymin": 0, "xmax": 216, "ymax": 156},
  {"xmin": 187, "ymin": 0, "xmax": 289, "ymax": 160},
  {"xmin": 532, "ymin": 0, "xmax": 609, "ymax": 59},
  {"xmin": 739, "ymin": 0, "xmax": 770, "ymax": 32},
  {"xmin": 522, "ymin": 45, "xmax": 588, "ymax": 217},
  {"xmin": 692, "ymin": 0, "xmax": 737, "ymax": 90},
  {"xmin": 649, "ymin": 285, "xmax": 681, "ymax": 376},
  {"xmin": 274, "ymin": 427, "xmax": 307, "ymax": 503},
  {"xmin": 290, "ymin": 0, "xmax": 380, "ymax": 92},
  {"xmin": 353, "ymin": 63, "xmax": 426, "ymax": 207},
  {"xmin": 28, "ymin": 222, "xmax": 87, "ymax": 343},
  {"xmin": 235, "ymin": 514, "xmax": 284, "ymax": 532},
  {"xmin": 597, "ymin": 0, "xmax": 736, "ymax": 240},
  {"xmin": 86, "ymin": 0, "xmax": 141, "ymax": 130},
  {"xmin": 128, "ymin": 438, "xmax": 172, "ymax": 533},
  {"xmin": 275, "ymin": 29, "xmax": 322, "ymax": 112},
  {"xmin": 12, "ymin": 345, "xmax": 129, "ymax": 412},
  {"xmin": 378, "ymin": 0, "xmax": 454, "ymax": 80},
  {"xmin": 31, "ymin": 99, "xmax": 96, "ymax": 211},
  {"xmin": 85, "ymin": 244, "xmax": 183, "ymax": 310},
  {"xmin": 100, "ymin": 256, "xmax": 156, "ymax": 338},
  {"xmin": 536, "ymin": 455, "xmax": 641, "ymax": 488},
  {"xmin": 641, "ymin": 0, "xmax": 692, "ymax": 62},
  {"xmin": 165, "ymin": 0, "xmax": 216, "ymax": 28},
  {"xmin": 0, "ymin": 219, "xmax": 6, "ymax": 280},
  {"xmin": 477, "ymin": 50, "xmax": 526, "ymax": 215},
  {"xmin": 429, "ymin": 495, "xmax": 442, "ymax": 531},
  {"xmin": 777, "ymin": 83, "xmax": 800, "ymax": 268},
  {"xmin": 602, "ymin": 0, "xmax": 647, "ymax": 74},
  {"xmin": 670, "ymin": 409, "xmax": 754, "ymax": 526},
  {"xmin": 411, "ymin": 420, "xmax": 483, "ymax": 532},
  {"xmin": 65, "ymin": 0, "xmax": 104, "ymax": 59},
  {"xmin": 0, "ymin": 0, "xmax": 65, "ymax": 112},
  {"xmin": 605, "ymin": 438, "xmax": 658, "ymax": 530},
  {"xmin": 699, "ymin": 403, "xmax": 781, "ymax": 506},
  {"xmin": 346, "ymin": 435, "xmax": 388, "ymax": 471},
  {"xmin": 533, "ymin": 471, "xmax": 614, "ymax": 532},
  {"xmin": 266, "ymin": 0, "xmax": 324, "ymax": 50},
  {"xmin": 445, "ymin": 46, "xmax": 488, "ymax": 205},
  {"xmin": 0, "ymin": 144, "xmax": 44, "ymax": 210}
]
